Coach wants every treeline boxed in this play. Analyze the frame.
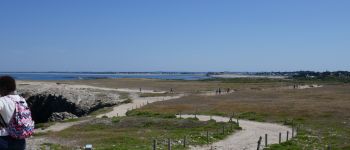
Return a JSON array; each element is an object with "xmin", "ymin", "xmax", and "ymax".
[{"xmin": 292, "ymin": 71, "xmax": 350, "ymax": 78}]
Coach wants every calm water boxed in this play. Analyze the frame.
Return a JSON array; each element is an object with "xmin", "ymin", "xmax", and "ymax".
[{"xmin": 0, "ymin": 72, "xmax": 210, "ymax": 81}]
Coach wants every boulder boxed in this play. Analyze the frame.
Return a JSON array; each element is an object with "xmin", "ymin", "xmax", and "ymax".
[
  {"xmin": 48, "ymin": 112, "xmax": 78, "ymax": 122},
  {"xmin": 17, "ymin": 81, "xmax": 123, "ymax": 123}
]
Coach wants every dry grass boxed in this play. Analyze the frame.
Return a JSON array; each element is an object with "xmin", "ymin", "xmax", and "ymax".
[
  {"xmin": 58, "ymin": 78, "xmax": 293, "ymax": 93},
  {"xmin": 138, "ymin": 84, "xmax": 350, "ymax": 149},
  {"xmin": 51, "ymin": 79, "xmax": 350, "ymax": 148}
]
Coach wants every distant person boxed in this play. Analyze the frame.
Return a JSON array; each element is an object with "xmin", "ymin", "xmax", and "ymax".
[
  {"xmin": 227, "ymin": 88, "xmax": 230, "ymax": 93},
  {"xmin": 0, "ymin": 76, "xmax": 34, "ymax": 150},
  {"xmin": 139, "ymin": 88, "xmax": 142, "ymax": 92},
  {"xmin": 170, "ymin": 88, "xmax": 173, "ymax": 93},
  {"xmin": 218, "ymin": 88, "xmax": 221, "ymax": 94}
]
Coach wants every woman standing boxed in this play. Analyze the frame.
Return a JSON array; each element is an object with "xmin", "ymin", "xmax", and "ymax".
[{"xmin": 0, "ymin": 76, "xmax": 27, "ymax": 150}]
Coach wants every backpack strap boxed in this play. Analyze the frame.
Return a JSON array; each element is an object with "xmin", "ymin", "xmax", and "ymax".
[{"xmin": 0, "ymin": 115, "xmax": 8, "ymax": 128}]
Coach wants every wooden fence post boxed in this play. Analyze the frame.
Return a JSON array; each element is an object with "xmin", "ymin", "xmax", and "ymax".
[
  {"xmin": 183, "ymin": 136, "xmax": 186, "ymax": 147},
  {"xmin": 286, "ymin": 131, "xmax": 289, "ymax": 141},
  {"xmin": 327, "ymin": 144, "xmax": 331, "ymax": 150},
  {"xmin": 237, "ymin": 118, "xmax": 239, "ymax": 126},
  {"xmin": 292, "ymin": 127, "xmax": 294, "ymax": 138},
  {"xmin": 265, "ymin": 134, "xmax": 268, "ymax": 147},
  {"xmin": 222, "ymin": 126, "xmax": 225, "ymax": 135},
  {"xmin": 257, "ymin": 136, "xmax": 262, "ymax": 150},
  {"xmin": 279, "ymin": 132, "xmax": 281, "ymax": 144},
  {"xmin": 153, "ymin": 139, "xmax": 157, "ymax": 150},
  {"xmin": 168, "ymin": 138, "xmax": 171, "ymax": 150},
  {"xmin": 207, "ymin": 130, "xmax": 209, "ymax": 144}
]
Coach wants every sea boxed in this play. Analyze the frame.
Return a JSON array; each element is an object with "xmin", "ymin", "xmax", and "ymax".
[{"xmin": 0, "ymin": 72, "xmax": 211, "ymax": 81}]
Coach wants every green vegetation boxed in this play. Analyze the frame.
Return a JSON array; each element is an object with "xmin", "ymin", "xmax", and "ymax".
[
  {"xmin": 121, "ymin": 98, "xmax": 133, "ymax": 104},
  {"xmin": 61, "ymin": 118, "xmax": 80, "ymax": 123},
  {"xmin": 35, "ymin": 122, "xmax": 56, "ymax": 130},
  {"xmin": 139, "ymin": 92, "xmax": 173, "ymax": 97},
  {"xmin": 111, "ymin": 116, "xmax": 121, "ymax": 123},
  {"xmin": 238, "ymin": 112, "xmax": 266, "ymax": 122},
  {"xmin": 88, "ymin": 106, "xmax": 114, "ymax": 116},
  {"xmin": 45, "ymin": 114, "xmax": 240, "ymax": 150},
  {"xmin": 40, "ymin": 143, "xmax": 69, "ymax": 150},
  {"xmin": 61, "ymin": 78, "xmax": 350, "ymax": 149},
  {"xmin": 137, "ymin": 83, "xmax": 350, "ymax": 149},
  {"xmin": 119, "ymin": 92, "xmax": 130, "ymax": 99},
  {"xmin": 126, "ymin": 109, "xmax": 176, "ymax": 119},
  {"xmin": 266, "ymin": 128, "xmax": 339, "ymax": 150}
]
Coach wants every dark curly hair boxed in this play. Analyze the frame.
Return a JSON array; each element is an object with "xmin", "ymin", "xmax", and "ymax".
[{"xmin": 0, "ymin": 76, "xmax": 16, "ymax": 96}]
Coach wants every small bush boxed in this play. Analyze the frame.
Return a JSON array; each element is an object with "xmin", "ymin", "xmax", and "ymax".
[
  {"xmin": 111, "ymin": 116, "xmax": 121, "ymax": 123},
  {"xmin": 121, "ymin": 98, "xmax": 133, "ymax": 104},
  {"xmin": 126, "ymin": 110, "xmax": 176, "ymax": 118}
]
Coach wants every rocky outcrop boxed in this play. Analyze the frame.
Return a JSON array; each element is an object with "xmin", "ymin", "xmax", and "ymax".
[
  {"xmin": 48, "ymin": 112, "xmax": 78, "ymax": 122},
  {"xmin": 17, "ymin": 82, "xmax": 123, "ymax": 123}
]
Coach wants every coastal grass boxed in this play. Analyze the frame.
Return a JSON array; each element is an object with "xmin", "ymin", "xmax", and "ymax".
[
  {"xmin": 44, "ymin": 115, "xmax": 240, "ymax": 150},
  {"xmin": 136, "ymin": 84, "xmax": 350, "ymax": 149},
  {"xmin": 88, "ymin": 106, "xmax": 114, "ymax": 116},
  {"xmin": 139, "ymin": 92, "xmax": 174, "ymax": 97},
  {"xmin": 118, "ymin": 92, "xmax": 130, "ymax": 99},
  {"xmin": 54, "ymin": 78, "xmax": 349, "ymax": 148},
  {"xmin": 60, "ymin": 78, "xmax": 294, "ymax": 93},
  {"xmin": 40, "ymin": 143, "xmax": 69, "ymax": 150},
  {"xmin": 121, "ymin": 98, "xmax": 133, "ymax": 104}
]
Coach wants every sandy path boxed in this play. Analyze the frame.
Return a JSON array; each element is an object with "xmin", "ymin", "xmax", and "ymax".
[
  {"xmin": 179, "ymin": 115, "xmax": 293, "ymax": 150},
  {"xmin": 98, "ymin": 93, "xmax": 183, "ymax": 118}
]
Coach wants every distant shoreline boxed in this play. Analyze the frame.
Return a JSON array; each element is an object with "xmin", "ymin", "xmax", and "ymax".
[{"xmin": 210, "ymin": 74, "xmax": 287, "ymax": 79}]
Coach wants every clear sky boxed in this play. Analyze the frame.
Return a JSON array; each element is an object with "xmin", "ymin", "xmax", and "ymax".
[{"xmin": 0, "ymin": 0, "xmax": 349, "ymax": 72}]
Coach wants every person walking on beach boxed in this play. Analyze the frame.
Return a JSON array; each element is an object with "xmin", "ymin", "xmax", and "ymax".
[
  {"xmin": 218, "ymin": 88, "xmax": 221, "ymax": 95},
  {"xmin": 0, "ymin": 76, "xmax": 34, "ymax": 150}
]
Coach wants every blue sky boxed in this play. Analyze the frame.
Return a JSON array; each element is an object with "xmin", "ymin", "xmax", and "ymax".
[{"xmin": 0, "ymin": 0, "xmax": 349, "ymax": 72}]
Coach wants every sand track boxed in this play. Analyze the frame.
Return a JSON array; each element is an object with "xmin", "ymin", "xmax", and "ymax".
[{"xmin": 179, "ymin": 115, "xmax": 293, "ymax": 150}]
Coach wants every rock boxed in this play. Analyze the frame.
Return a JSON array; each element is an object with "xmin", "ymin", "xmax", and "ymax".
[
  {"xmin": 48, "ymin": 112, "xmax": 78, "ymax": 122},
  {"xmin": 16, "ymin": 81, "xmax": 123, "ymax": 123}
]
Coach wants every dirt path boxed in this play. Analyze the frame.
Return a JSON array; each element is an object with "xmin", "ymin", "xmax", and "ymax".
[
  {"xmin": 179, "ymin": 115, "xmax": 293, "ymax": 150},
  {"xmin": 97, "ymin": 93, "xmax": 184, "ymax": 118}
]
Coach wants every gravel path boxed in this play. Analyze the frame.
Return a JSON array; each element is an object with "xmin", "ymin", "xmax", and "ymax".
[{"xmin": 179, "ymin": 115, "xmax": 294, "ymax": 150}]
